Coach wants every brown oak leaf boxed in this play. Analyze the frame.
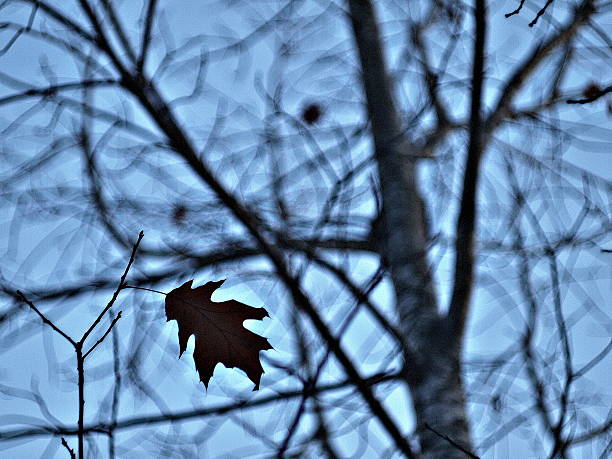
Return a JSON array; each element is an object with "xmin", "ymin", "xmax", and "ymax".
[{"xmin": 165, "ymin": 279, "xmax": 272, "ymax": 390}]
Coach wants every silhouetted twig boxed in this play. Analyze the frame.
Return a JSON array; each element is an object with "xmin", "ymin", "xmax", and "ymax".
[
  {"xmin": 61, "ymin": 437, "xmax": 76, "ymax": 459},
  {"xmin": 505, "ymin": 0, "xmax": 526, "ymax": 18},
  {"xmin": 504, "ymin": 0, "xmax": 556, "ymax": 26},
  {"xmin": 529, "ymin": 0, "xmax": 555, "ymax": 27},
  {"xmin": 424, "ymin": 424, "xmax": 480, "ymax": 458},
  {"xmin": 15, "ymin": 232, "xmax": 144, "ymax": 459}
]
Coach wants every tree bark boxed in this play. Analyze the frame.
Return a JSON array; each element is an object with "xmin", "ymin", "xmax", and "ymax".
[{"xmin": 346, "ymin": 1, "xmax": 473, "ymax": 456}]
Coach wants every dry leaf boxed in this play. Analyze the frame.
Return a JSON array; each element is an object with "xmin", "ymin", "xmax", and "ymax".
[{"xmin": 165, "ymin": 279, "xmax": 272, "ymax": 390}]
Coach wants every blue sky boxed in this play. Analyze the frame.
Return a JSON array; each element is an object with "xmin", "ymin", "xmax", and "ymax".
[{"xmin": 0, "ymin": 1, "xmax": 610, "ymax": 457}]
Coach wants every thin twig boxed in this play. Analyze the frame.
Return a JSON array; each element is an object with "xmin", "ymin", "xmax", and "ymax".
[
  {"xmin": 83, "ymin": 311, "xmax": 123, "ymax": 359},
  {"xmin": 75, "ymin": 344, "xmax": 85, "ymax": 459},
  {"xmin": 15, "ymin": 291, "xmax": 76, "ymax": 346},
  {"xmin": 505, "ymin": 0, "xmax": 526, "ymax": 18},
  {"xmin": 15, "ymin": 232, "xmax": 144, "ymax": 459},
  {"xmin": 424, "ymin": 424, "xmax": 480, "ymax": 458},
  {"xmin": 487, "ymin": 0, "xmax": 596, "ymax": 137},
  {"xmin": 123, "ymin": 285, "xmax": 167, "ymax": 295},
  {"xmin": 80, "ymin": 231, "xmax": 143, "ymax": 345},
  {"xmin": 61, "ymin": 437, "xmax": 76, "ymax": 459},
  {"xmin": 74, "ymin": 230, "xmax": 143, "ymax": 459},
  {"xmin": 529, "ymin": 0, "xmax": 555, "ymax": 27}
]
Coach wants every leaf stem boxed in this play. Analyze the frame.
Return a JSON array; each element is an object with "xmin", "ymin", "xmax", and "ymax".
[{"xmin": 123, "ymin": 285, "xmax": 167, "ymax": 296}]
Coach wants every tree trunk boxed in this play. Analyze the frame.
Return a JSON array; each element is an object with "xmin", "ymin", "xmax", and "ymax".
[
  {"xmin": 409, "ymin": 338, "xmax": 473, "ymax": 458},
  {"xmin": 347, "ymin": 1, "xmax": 473, "ymax": 456}
]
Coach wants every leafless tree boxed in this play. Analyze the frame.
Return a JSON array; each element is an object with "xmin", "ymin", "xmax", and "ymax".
[{"xmin": 0, "ymin": 0, "xmax": 610, "ymax": 457}]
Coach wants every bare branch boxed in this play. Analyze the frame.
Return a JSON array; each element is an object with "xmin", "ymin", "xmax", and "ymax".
[
  {"xmin": 529, "ymin": 0, "xmax": 556, "ymax": 27},
  {"xmin": 83, "ymin": 310, "xmax": 122, "ymax": 359},
  {"xmin": 486, "ymin": 0, "xmax": 596, "ymax": 137},
  {"xmin": 61, "ymin": 437, "xmax": 76, "ymax": 459},
  {"xmin": 0, "ymin": 79, "xmax": 118, "ymax": 107},
  {"xmin": 15, "ymin": 291, "xmax": 76, "ymax": 346},
  {"xmin": 424, "ymin": 424, "xmax": 480, "ymax": 459},
  {"xmin": 505, "ymin": 0, "xmax": 526, "ymax": 18},
  {"xmin": 567, "ymin": 84, "xmax": 612, "ymax": 104},
  {"xmin": 447, "ymin": 0, "xmax": 487, "ymax": 342},
  {"xmin": 0, "ymin": 370, "xmax": 401, "ymax": 441},
  {"xmin": 80, "ymin": 231, "xmax": 143, "ymax": 345},
  {"xmin": 137, "ymin": 0, "xmax": 158, "ymax": 73}
]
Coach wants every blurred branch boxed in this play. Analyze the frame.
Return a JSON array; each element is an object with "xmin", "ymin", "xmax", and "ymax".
[
  {"xmin": 137, "ymin": 0, "xmax": 158, "ymax": 73},
  {"xmin": 0, "ymin": 0, "xmax": 609, "ymax": 456},
  {"xmin": 0, "ymin": 79, "xmax": 118, "ymax": 106},
  {"xmin": 447, "ymin": 0, "xmax": 487, "ymax": 343},
  {"xmin": 113, "ymin": 12, "xmax": 414, "ymax": 450},
  {"xmin": 100, "ymin": 0, "xmax": 137, "ymax": 64},
  {"xmin": 410, "ymin": 24, "xmax": 450, "ymax": 128},
  {"xmin": 18, "ymin": 0, "xmax": 97, "ymax": 44},
  {"xmin": 486, "ymin": 0, "xmax": 596, "ymax": 138},
  {"xmin": 0, "ymin": 1, "xmax": 38, "ymax": 56},
  {"xmin": 0, "ymin": 370, "xmax": 401, "ymax": 441},
  {"xmin": 567, "ymin": 84, "xmax": 612, "ymax": 104}
]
